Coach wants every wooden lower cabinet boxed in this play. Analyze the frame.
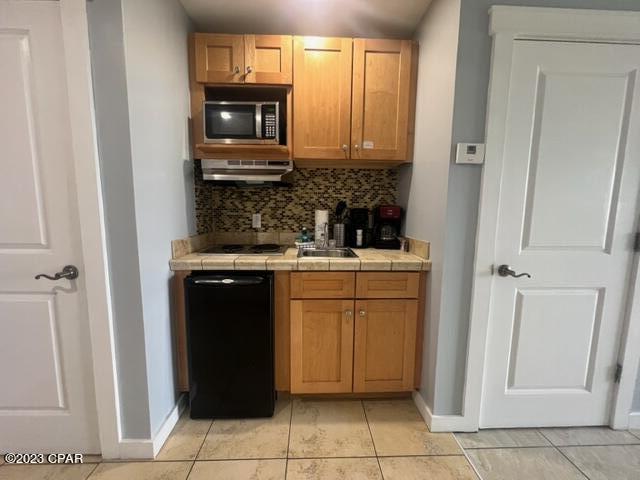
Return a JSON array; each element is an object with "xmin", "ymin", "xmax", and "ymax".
[
  {"xmin": 175, "ymin": 271, "xmax": 423, "ymax": 396},
  {"xmin": 353, "ymin": 299, "xmax": 417, "ymax": 392},
  {"xmin": 290, "ymin": 299, "xmax": 354, "ymax": 394},
  {"xmin": 289, "ymin": 272, "xmax": 422, "ymax": 394}
]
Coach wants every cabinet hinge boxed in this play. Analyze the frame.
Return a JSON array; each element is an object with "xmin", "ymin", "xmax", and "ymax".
[
  {"xmin": 614, "ymin": 363, "xmax": 623, "ymax": 384},
  {"xmin": 635, "ymin": 232, "xmax": 640, "ymax": 252}
]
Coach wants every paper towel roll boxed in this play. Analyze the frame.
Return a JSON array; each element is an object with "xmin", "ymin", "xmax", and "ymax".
[
  {"xmin": 315, "ymin": 209, "xmax": 329, "ymax": 226},
  {"xmin": 315, "ymin": 210, "xmax": 329, "ymax": 247}
]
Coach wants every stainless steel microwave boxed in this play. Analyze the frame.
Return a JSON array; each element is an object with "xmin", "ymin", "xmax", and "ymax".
[{"xmin": 203, "ymin": 101, "xmax": 279, "ymax": 144}]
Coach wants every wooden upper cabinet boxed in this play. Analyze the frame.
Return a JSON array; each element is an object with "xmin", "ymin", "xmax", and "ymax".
[
  {"xmin": 244, "ymin": 35, "xmax": 292, "ymax": 84},
  {"xmin": 194, "ymin": 33, "xmax": 244, "ymax": 83},
  {"xmin": 290, "ymin": 299, "xmax": 354, "ymax": 394},
  {"xmin": 293, "ymin": 37, "xmax": 353, "ymax": 160},
  {"xmin": 353, "ymin": 299, "xmax": 418, "ymax": 393},
  {"xmin": 193, "ymin": 34, "xmax": 292, "ymax": 85},
  {"xmin": 351, "ymin": 39, "xmax": 416, "ymax": 161}
]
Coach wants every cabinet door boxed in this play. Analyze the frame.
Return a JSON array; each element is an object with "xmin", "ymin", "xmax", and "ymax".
[
  {"xmin": 353, "ymin": 300, "xmax": 417, "ymax": 392},
  {"xmin": 194, "ymin": 33, "xmax": 244, "ymax": 83},
  {"xmin": 351, "ymin": 39, "xmax": 415, "ymax": 161},
  {"xmin": 293, "ymin": 36, "xmax": 353, "ymax": 160},
  {"xmin": 290, "ymin": 300, "xmax": 354, "ymax": 393},
  {"xmin": 244, "ymin": 35, "xmax": 292, "ymax": 84}
]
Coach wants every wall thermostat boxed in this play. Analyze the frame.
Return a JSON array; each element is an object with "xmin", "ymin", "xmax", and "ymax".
[{"xmin": 456, "ymin": 143, "xmax": 485, "ymax": 164}]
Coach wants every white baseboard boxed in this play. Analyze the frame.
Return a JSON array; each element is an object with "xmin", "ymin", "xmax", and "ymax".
[
  {"xmin": 152, "ymin": 394, "xmax": 187, "ymax": 457},
  {"xmin": 115, "ymin": 395, "xmax": 187, "ymax": 459},
  {"xmin": 629, "ymin": 412, "xmax": 640, "ymax": 430},
  {"xmin": 117, "ymin": 438, "xmax": 154, "ymax": 459},
  {"xmin": 412, "ymin": 391, "xmax": 478, "ymax": 433}
]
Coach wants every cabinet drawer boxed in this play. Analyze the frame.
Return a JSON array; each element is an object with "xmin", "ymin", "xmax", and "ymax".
[
  {"xmin": 291, "ymin": 272, "xmax": 355, "ymax": 299},
  {"xmin": 356, "ymin": 272, "xmax": 420, "ymax": 299}
]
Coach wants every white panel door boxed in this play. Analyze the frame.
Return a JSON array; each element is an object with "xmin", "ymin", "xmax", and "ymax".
[
  {"xmin": 0, "ymin": 1, "xmax": 99, "ymax": 451},
  {"xmin": 481, "ymin": 41, "xmax": 640, "ymax": 428}
]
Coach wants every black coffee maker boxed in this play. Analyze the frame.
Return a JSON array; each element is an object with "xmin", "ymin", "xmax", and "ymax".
[
  {"xmin": 373, "ymin": 205, "xmax": 402, "ymax": 249},
  {"xmin": 347, "ymin": 208, "xmax": 373, "ymax": 248}
]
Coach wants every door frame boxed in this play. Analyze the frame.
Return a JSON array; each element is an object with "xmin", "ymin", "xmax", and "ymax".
[
  {"xmin": 58, "ymin": 0, "xmax": 121, "ymax": 456},
  {"xmin": 464, "ymin": 6, "xmax": 640, "ymax": 432}
]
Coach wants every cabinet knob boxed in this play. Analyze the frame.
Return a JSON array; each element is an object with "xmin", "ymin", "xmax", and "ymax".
[
  {"xmin": 233, "ymin": 66, "xmax": 240, "ymax": 74},
  {"xmin": 359, "ymin": 310, "xmax": 366, "ymax": 317},
  {"xmin": 354, "ymin": 144, "xmax": 360, "ymax": 150},
  {"xmin": 345, "ymin": 310, "xmax": 353, "ymax": 317},
  {"xmin": 246, "ymin": 65, "xmax": 253, "ymax": 74},
  {"xmin": 342, "ymin": 144, "xmax": 348, "ymax": 152}
]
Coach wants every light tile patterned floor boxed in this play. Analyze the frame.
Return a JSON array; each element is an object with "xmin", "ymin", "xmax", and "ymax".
[
  {"xmin": 1, "ymin": 398, "xmax": 639, "ymax": 479},
  {"xmin": 459, "ymin": 426, "xmax": 640, "ymax": 480}
]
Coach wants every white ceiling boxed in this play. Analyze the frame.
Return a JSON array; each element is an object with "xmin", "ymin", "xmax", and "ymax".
[{"xmin": 179, "ymin": 0, "xmax": 433, "ymax": 38}]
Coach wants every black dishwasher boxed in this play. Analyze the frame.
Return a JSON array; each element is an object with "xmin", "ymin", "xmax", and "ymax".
[{"xmin": 185, "ymin": 271, "xmax": 275, "ymax": 418}]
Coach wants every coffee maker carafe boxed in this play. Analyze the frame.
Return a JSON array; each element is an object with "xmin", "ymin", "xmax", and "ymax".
[
  {"xmin": 347, "ymin": 208, "xmax": 372, "ymax": 248},
  {"xmin": 374, "ymin": 205, "xmax": 402, "ymax": 249}
]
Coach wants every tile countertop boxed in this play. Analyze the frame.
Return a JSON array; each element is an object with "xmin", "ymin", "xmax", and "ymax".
[{"xmin": 169, "ymin": 248, "xmax": 430, "ymax": 272}]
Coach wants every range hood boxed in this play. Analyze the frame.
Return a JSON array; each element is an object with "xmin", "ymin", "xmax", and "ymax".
[{"xmin": 201, "ymin": 159, "xmax": 294, "ymax": 184}]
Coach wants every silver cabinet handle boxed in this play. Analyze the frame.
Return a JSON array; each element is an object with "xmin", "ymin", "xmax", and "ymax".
[
  {"xmin": 497, "ymin": 264, "xmax": 531, "ymax": 279},
  {"xmin": 345, "ymin": 310, "xmax": 353, "ymax": 317},
  {"xmin": 246, "ymin": 65, "xmax": 253, "ymax": 74},
  {"xmin": 342, "ymin": 144, "xmax": 348, "ymax": 152},
  {"xmin": 233, "ymin": 66, "xmax": 240, "ymax": 74},
  {"xmin": 359, "ymin": 310, "xmax": 366, "ymax": 316},
  {"xmin": 35, "ymin": 265, "xmax": 79, "ymax": 281},
  {"xmin": 354, "ymin": 144, "xmax": 360, "ymax": 150}
]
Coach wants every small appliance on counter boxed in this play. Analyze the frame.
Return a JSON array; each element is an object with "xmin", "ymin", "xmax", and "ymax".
[
  {"xmin": 185, "ymin": 271, "xmax": 275, "ymax": 418},
  {"xmin": 373, "ymin": 205, "xmax": 403, "ymax": 249},
  {"xmin": 347, "ymin": 208, "xmax": 373, "ymax": 248}
]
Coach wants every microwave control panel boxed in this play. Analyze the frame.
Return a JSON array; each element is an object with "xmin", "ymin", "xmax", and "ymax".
[{"xmin": 262, "ymin": 104, "xmax": 277, "ymax": 140}]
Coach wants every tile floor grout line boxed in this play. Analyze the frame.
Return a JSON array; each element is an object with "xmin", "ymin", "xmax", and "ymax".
[
  {"xmin": 551, "ymin": 445, "xmax": 591, "ymax": 480},
  {"xmin": 361, "ymin": 399, "xmax": 386, "ymax": 480},
  {"xmin": 284, "ymin": 397, "xmax": 294, "ymax": 479},
  {"xmin": 84, "ymin": 461, "xmax": 100, "ymax": 479},
  {"xmin": 184, "ymin": 460, "xmax": 196, "ymax": 480},
  {"xmin": 461, "ymin": 444, "xmax": 582, "ymax": 450},
  {"xmin": 537, "ymin": 429, "xmax": 591, "ymax": 480},
  {"xmin": 629, "ymin": 430, "xmax": 640, "ymax": 441},
  {"xmin": 536, "ymin": 428, "xmax": 640, "ymax": 448},
  {"xmin": 463, "ymin": 441, "xmax": 640, "ymax": 449},
  {"xmin": 192, "ymin": 417, "xmax": 214, "ymax": 462},
  {"xmin": 452, "ymin": 434, "xmax": 484, "ymax": 480}
]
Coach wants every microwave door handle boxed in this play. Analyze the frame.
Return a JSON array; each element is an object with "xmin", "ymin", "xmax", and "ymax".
[{"xmin": 255, "ymin": 104, "xmax": 262, "ymax": 139}]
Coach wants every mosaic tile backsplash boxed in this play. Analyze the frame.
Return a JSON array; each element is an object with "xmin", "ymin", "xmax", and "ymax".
[{"xmin": 194, "ymin": 161, "xmax": 399, "ymax": 234}]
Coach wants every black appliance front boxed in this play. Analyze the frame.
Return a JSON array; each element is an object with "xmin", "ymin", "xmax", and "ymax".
[{"xmin": 185, "ymin": 271, "xmax": 275, "ymax": 419}]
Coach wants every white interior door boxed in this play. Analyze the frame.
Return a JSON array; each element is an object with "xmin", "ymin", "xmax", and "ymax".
[
  {"xmin": 481, "ymin": 40, "xmax": 640, "ymax": 428},
  {"xmin": 0, "ymin": 1, "xmax": 99, "ymax": 452}
]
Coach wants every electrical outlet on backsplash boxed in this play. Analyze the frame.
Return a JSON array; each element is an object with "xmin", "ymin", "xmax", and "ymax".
[{"xmin": 194, "ymin": 160, "xmax": 399, "ymax": 234}]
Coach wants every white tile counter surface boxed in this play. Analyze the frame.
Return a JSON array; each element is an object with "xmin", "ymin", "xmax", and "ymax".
[{"xmin": 170, "ymin": 248, "xmax": 430, "ymax": 272}]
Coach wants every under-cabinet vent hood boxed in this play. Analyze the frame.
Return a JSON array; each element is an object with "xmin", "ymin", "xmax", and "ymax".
[{"xmin": 201, "ymin": 159, "xmax": 294, "ymax": 184}]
